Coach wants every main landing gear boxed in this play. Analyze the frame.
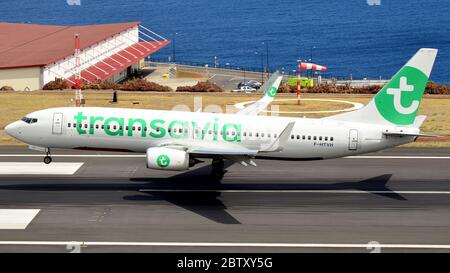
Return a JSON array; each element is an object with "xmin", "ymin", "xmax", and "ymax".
[
  {"xmin": 210, "ymin": 158, "xmax": 225, "ymax": 180},
  {"xmin": 43, "ymin": 148, "xmax": 52, "ymax": 164}
]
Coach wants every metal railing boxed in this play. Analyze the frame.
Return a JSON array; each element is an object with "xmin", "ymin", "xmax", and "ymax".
[
  {"xmin": 146, "ymin": 57, "xmax": 389, "ymax": 82},
  {"xmin": 146, "ymin": 57, "xmax": 273, "ymax": 74}
]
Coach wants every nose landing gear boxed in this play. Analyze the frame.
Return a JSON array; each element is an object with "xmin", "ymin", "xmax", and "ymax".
[{"xmin": 43, "ymin": 148, "xmax": 52, "ymax": 164}]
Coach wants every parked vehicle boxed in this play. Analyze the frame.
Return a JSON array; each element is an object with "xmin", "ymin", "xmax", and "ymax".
[
  {"xmin": 238, "ymin": 80, "xmax": 262, "ymax": 90},
  {"xmin": 232, "ymin": 85, "xmax": 257, "ymax": 93}
]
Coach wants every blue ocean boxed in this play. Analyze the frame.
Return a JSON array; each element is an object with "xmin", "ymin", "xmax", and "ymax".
[{"xmin": 1, "ymin": 0, "xmax": 449, "ymax": 83}]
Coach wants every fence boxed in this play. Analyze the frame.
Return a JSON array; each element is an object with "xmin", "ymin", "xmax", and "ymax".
[{"xmin": 146, "ymin": 57, "xmax": 388, "ymax": 82}]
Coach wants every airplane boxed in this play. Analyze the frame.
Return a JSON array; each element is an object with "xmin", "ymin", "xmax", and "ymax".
[{"xmin": 5, "ymin": 48, "xmax": 438, "ymax": 179}]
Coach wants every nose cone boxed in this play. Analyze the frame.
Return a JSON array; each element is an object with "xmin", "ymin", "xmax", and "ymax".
[{"xmin": 4, "ymin": 121, "xmax": 20, "ymax": 138}]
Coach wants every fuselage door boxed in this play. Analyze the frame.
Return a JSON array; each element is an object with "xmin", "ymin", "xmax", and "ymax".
[
  {"xmin": 348, "ymin": 129, "xmax": 358, "ymax": 150},
  {"xmin": 52, "ymin": 112, "xmax": 63, "ymax": 135}
]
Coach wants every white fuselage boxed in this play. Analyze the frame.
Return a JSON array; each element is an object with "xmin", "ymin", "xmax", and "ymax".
[{"xmin": 5, "ymin": 107, "xmax": 414, "ymax": 160}]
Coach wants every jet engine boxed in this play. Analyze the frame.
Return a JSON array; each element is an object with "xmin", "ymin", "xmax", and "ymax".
[{"xmin": 146, "ymin": 147, "xmax": 189, "ymax": 171}]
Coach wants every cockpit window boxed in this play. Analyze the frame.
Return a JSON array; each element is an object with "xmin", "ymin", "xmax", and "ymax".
[{"xmin": 21, "ymin": 117, "xmax": 38, "ymax": 124}]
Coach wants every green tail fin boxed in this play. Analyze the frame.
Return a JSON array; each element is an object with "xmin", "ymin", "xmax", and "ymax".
[{"xmin": 326, "ymin": 48, "xmax": 438, "ymax": 126}]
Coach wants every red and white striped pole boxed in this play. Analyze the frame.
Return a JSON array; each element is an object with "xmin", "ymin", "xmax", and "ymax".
[
  {"xmin": 74, "ymin": 33, "xmax": 83, "ymax": 107},
  {"xmin": 297, "ymin": 62, "xmax": 327, "ymax": 106}
]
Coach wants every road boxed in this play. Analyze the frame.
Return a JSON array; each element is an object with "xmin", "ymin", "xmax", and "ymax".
[{"xmin": 0, "ymin": 147, "xmax": 449, "ymax": 252}]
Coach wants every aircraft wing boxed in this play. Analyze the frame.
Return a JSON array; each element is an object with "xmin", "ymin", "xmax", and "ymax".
[
  {"xmin": 157, "ymin": 121, "xmax": 294, "ymax": 159},
  {"xmin": 235, "ymin": 71, "xmax": 283, "ymax": 116},
  {"xmin": 187, "ymin": 147, "xmax": 259, "ymax": 156},
  {"xmin": 158, "ymin": 142, "xmax": 258, "ymax": 156}
]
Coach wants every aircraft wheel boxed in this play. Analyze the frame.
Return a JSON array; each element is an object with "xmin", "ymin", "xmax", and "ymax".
[{"xmin": 43, "ymin": 156, "xmax": 52, "ymax": 165}]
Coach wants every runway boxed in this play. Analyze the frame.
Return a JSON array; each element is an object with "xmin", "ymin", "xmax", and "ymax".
[{"xmin": 0, "ymin": 146, "xmax": 449, "ymax": 252}]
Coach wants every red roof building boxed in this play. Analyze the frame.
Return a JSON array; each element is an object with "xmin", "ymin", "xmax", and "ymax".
[{"xmin": 0, "ymin": 22, "xmax": 169, "ymax": 90}]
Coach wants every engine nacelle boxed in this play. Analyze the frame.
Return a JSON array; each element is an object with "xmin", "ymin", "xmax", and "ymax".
[{"xmin": 146, "ymin": 147, "xmax": 189, "ymax": 171}]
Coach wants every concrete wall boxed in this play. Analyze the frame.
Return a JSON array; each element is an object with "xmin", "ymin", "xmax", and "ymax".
[{"xmin": 0, "ymin": 67, "xmax": 41, "ymax": 91}]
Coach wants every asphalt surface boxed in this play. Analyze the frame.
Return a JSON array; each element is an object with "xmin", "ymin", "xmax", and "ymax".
[{"xmin": 0, "ymin": 147, "xmax": 450, "ymax": 253}]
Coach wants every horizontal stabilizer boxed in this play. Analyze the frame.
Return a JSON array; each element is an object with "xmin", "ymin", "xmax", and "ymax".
[
  {"xmin": 412, "ymin": 115, "xmax": 427, "ymax": 128},
  {"xmin": 383, "ymin": 132, "xmax": 438, "ymax": 138}
]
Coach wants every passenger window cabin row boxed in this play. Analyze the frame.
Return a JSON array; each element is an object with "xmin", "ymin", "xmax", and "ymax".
[
  {"xmin": 67, "ymin": 123, "xmax": 334, "ymax": 141},
  {"xmin": 68, "ymin": 122, "xmax": 274, "ymax": 138},
  {"xmin": 290, "ymin": 134, "xmax": 334, "ymax": 141}
]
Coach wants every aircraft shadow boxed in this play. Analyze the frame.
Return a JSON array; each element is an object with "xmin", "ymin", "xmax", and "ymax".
[{"xmin": 0, "ymin": 163, "xmax": 405, "ymax": 224}]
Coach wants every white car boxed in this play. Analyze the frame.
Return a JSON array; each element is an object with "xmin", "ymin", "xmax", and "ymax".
[{"xmin": 232, "ymin": 85, "xmax": 257, "ymax": 93}]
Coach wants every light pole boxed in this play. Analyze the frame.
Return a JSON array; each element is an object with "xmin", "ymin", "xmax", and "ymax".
[
  {"xmin": 255, "ymin": 51, "xmax": 264, "ymax": 84},
  {"xmin": 266, "ymin": 42, "xmax": 269, "ymax": 74},
  {"xmin": 172, "ymin": 32, "xmax": 178, "ymax": 63},
  {"xmin": 237, "ymin": 67, "xmax": 246, "ymax": 83},
  {"xmin": 309, "ymin": 46, "xmax": 315, "ymax": 78},
  {"xmin": 262, "ymin": 42, "xmax": 269, "ymax": 76}
]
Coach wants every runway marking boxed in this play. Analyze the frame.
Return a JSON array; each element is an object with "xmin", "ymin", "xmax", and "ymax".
[
  {"xmin": 0, "ymin": 154, "xmax": 449, "ymax": 159},
  {"xmin": 346, "ymin": 156, "xmax": 450, "ymax": 159},
  {"xmin": 0, "ymin": 154, "xmax": 146, "ymax": 158},
  {"xmin": 139, "ymin": 189, "xmax": 450, "ymax": 195},
  {"xmin": 0, "ymin": 241, "xmax": 450, "ymax": 250},
  {"xmin": 0, "ymin": 162, "xmax": 83, "ymax": 175},
  {"xmin": 0, "ymin": 209, "xmax": 40, "ymax": 229}
]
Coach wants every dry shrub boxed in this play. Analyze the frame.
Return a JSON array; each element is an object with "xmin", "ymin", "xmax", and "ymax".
[
  {"xmin": 176, "ymin": 81, "xmax": 223, "ymax": 92},
  {"xmin": 0, "ymin": 86, "xmax": 14, "ymax": 91},
  {"xmin": 82, "ymin": 80, "xmax": 119, "ymax": 90},
  {"xmin": 279, "ymin": 82, "xmax": 450, "ymax": 95},
  {"xmin": 119, "ymin": 78, "xmax": 171, "ymax": 92},
  {"xmin": 426, "ymin": 82, "xmax": 450, "ymax": 95},
  {"xmin": 277, "ymin": 85, "xmax": 291, "ymax": 93},
  {"xmin": 43, "ymin": 78, "xmax": 68, "ymax": 90}
]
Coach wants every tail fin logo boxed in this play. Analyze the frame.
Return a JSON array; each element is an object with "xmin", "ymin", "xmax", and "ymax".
[
  {"xmin": 374, "ymin": 66, "xmax": 428, "ymax": 125},
  {"xmin": 267, "ymin": 86, "xmax": 278, "ymax": 98},
  {"xmin": 386, "ymin": 76, "xmax": 419, "ymax": 115}
]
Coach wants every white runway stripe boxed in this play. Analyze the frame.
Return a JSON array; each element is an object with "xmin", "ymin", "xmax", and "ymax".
[
  {"xmin": 139, "ymin": 189, "xmax": 450, "ymax": 195},
  {"xmin": 0, "ymin": 154, "xmax": 449, "ymax": 159},
  {"xmin": 0, "ymin": 209, "xmax": 40, "ymax": 229},
  {"xmin": 0, "ymin": 154, "xmax": 146, "ymax": 158},
  {"xmin": 346, "ymin": 156, "xmax": 450, "ymax": 159},
  {"xmin": 0, "ymin": 241, "xmax": 449, "ymax": 249},
  {"xmin": 0, "ymin": 162, "xmax": 83, "ymax": 175}
]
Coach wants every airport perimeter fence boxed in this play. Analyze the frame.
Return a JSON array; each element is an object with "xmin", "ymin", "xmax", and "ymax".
[
  {"xmin": 146, "ymin": 58, "xmax": 388, "ymax": 83},
  {"xmin": 147, "ymin": 57, "xmax": 271, "ymax": 74}
]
